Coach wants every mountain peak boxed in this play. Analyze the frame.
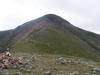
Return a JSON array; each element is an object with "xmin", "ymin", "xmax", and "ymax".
[
  {"xmin": 44, "ymin": 14, "xmax": 59, "ymax": 18},
  {"xmin": 43, "ymin": 14, "xmax": 70, "ymax": 24},
  {"xmin": 0, "ymin": 14, "xmax": 100, "ymax": 61}
]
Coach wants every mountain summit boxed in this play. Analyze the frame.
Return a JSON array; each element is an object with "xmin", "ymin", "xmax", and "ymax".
[{"xmin": 0, "ymin": 14, "xmax": 100, "ymax": 61}]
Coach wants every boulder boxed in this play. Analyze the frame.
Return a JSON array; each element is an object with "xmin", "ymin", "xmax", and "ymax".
[
  {"xmin": 93, "ymin": 67, "xmax": 100, "ymax": 72},
  {"xmin": 57, "ymin": 57, "xmax": 67, "ymax": 64}
]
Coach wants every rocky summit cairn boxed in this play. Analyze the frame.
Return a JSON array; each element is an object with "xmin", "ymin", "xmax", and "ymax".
[{"xmin": 0, "ymin": 51, "xmax": 22, "ymax": 70}]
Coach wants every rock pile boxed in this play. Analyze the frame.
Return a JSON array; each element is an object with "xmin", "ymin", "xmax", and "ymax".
[{"xmin": 0, "ymin": 51, "xmax": 22, "ymax": 70}]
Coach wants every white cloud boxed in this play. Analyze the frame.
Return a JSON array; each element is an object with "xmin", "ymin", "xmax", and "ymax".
[{"xmin": 0, "ymin": 0, "xmax": 99, "ymax": 34}]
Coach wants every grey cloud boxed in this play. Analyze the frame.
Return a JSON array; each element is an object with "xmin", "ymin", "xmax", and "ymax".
[{"xmin": 0, "ymin": 0, "xmax": 100, "ymax": 34}]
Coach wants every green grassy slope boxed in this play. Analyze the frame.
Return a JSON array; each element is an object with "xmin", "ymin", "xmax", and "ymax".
[
  {"xmin": 10, "ymin": 28, "xmax": 100, "ymax": 61},
  {"xmin": 82, "ymin": 30, "xmax": 100, "ymax": 50}
]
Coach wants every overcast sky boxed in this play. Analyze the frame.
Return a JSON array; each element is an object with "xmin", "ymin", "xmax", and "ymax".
[{"xmin": 0, "ymin": 0, "xmax": 100, "ymax": 34}]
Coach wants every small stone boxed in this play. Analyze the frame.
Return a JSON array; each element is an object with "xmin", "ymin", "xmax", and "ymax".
[
  {"xmin": 93, "ymin": 67, "xmax": 100, "ymax": 72},
  {"xmin": 20, "ymin": 67, "xmax": 25, "ymax": 71},
  {"xmin": 83, "ymin": 73, "xmax": 90, "ymax": 75},
  {"xmin": 44, "ymin": 71, "xmax": 52, "ymax": 75},
  {"xmin": 93, "ymin": 70, "xmax": 96, "ymax": 74},
  {"xmin": 14, "ymin": 72, "xmax": 23, "ymax": 75},
  {"xmin": 73, "ymin": 71, "xmax": 79, "ymax": 75},
  {"xmin": 69, "ymin": 73, "xmax": 74, "ymax": 75},
  {"xmin": 57, "ymin": 57, "xmax": 67, "ymax": 64},
  {"xmin": 31, "ymin": 56, "xmax": 35, "ymax": 61},
  {"xmin": 25, "ymin": 69, "xmax": 31, "ymax": 72},
  {"xmin": 53, "ymin": 67, "xmax": 57, "ymax": 71}
]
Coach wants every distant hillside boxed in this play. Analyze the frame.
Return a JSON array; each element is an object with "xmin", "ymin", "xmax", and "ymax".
[
  {"xmin": 0, "ymin": 14, "xmax": 100, "ymax": 61},
  {"xmin": 0, "ymin": 30, "xmax": 13, "ymax": 51}
]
